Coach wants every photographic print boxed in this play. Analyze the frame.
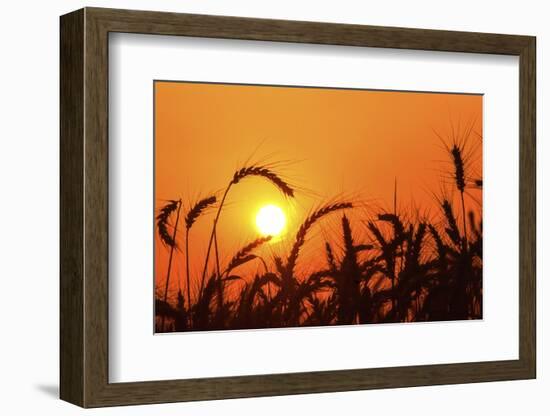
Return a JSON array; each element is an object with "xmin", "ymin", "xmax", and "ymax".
[{"xmin": 154, "ymin": 81, "xmax": 482, "ymax": 333}]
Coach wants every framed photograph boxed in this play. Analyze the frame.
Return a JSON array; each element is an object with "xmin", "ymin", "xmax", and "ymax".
[{"xmin": 60, "ymin": 7, "xmax": 536, "ymax": 407}]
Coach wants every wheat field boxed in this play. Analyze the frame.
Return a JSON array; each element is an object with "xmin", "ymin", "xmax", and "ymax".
[{"xmin": 154, "ymin": 131, "xmax": 483, "ymax": 332}]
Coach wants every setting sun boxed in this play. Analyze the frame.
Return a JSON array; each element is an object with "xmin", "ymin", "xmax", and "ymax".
[{"xmin": 255, "ymin": 204, "xmax": 286, "ymax": 237}]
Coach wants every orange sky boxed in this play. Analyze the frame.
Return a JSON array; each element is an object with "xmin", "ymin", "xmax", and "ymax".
[{"xmin": 154, "ymin": 81, "xmax": 482, "ymax": 303}]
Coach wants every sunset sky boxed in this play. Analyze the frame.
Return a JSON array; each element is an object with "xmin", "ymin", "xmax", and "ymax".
[{"xmin": 154, "ymin": 81, "xmax": 482, "ymax": 302}]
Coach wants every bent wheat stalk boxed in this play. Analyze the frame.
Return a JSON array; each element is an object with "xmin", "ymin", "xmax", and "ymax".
[
  {"xmin": 199, "ymin": 165, "xmax": 294, "ymax": 300},
  {"xmin": 224, "ymin": 236, "xmax": 273, "ymax": 275},
  {"xmin": 286, "ymin": 202, "xmax": 352, "ymax": 278},
  {"xmin": 156, "ymin": 199, "xmax": 182, "ymax": 331}
]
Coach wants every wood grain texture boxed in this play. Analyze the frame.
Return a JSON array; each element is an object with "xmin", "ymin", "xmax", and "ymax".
[
  {"xmin": 59, "ymin": 8, "xmax": 84, "ymax": 406},
  {"xmin": 59, "ymin": 7, "xmax": 537, "ymax": 408},
  {"xmin": 518, "ymin": 38, "xmax": 537, "ymax": 376},
  {"xmin": 83, "ymin": 10, "xmax": 110, "ymax": 406}
]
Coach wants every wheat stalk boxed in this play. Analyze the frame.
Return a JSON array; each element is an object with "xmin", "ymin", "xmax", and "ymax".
[
  {"xmin": 224, "ymin": 236, "xmax": 272, "ymax": 275},
  {"xmin": 200, "ymin": 164, "xmax": 295, "ymax": 300},
  {"xmin": 341, "ymin": 214, "xmax": 355, "ymax": 255},
  {"xmin": 285, "ymin": 202, "xmax": 352, "ymax": 277},
  {"xmin": 156, "ymin": 200, "xmax": 179, "ymax": 248},
  {"xmin": 185, "ymin": 196, "xmax": 216, "ymax": 230},
  {"xmin": 156, "ymin": 199, "xmax": 182, "ymax": 331},
  {"xmin": 450, "ymin": 144, "xmax": 468, "ymax": 248},
  {"xmin": 232, "ymin": 165, "xmax": 294, "ymax": 197},
  {"xmin": 442, "ymin": 199, "xmax": 461, "ymax": 246},
  {"xmin": 451, "ymin": 144, "xmax": 466, "ymax": 193},
  {"xmin": 184, "ymin": 195, "xmax": 216, "ymax": 309}
]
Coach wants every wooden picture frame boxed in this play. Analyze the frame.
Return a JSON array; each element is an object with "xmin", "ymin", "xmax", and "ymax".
[{"xmin": 60, "ymin": 7, "xmax": 536, "ymax": 408}]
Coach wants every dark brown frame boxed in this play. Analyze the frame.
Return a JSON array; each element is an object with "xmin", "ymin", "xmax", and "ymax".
[{"xmin": 60, "ymin": 7, "xmax": 536, "ymax": 408}]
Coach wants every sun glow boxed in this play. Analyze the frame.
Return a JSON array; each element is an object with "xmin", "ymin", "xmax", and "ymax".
[{"xmin": 255, "ymin": 204, "xmax": 286, "ymax": 237}]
